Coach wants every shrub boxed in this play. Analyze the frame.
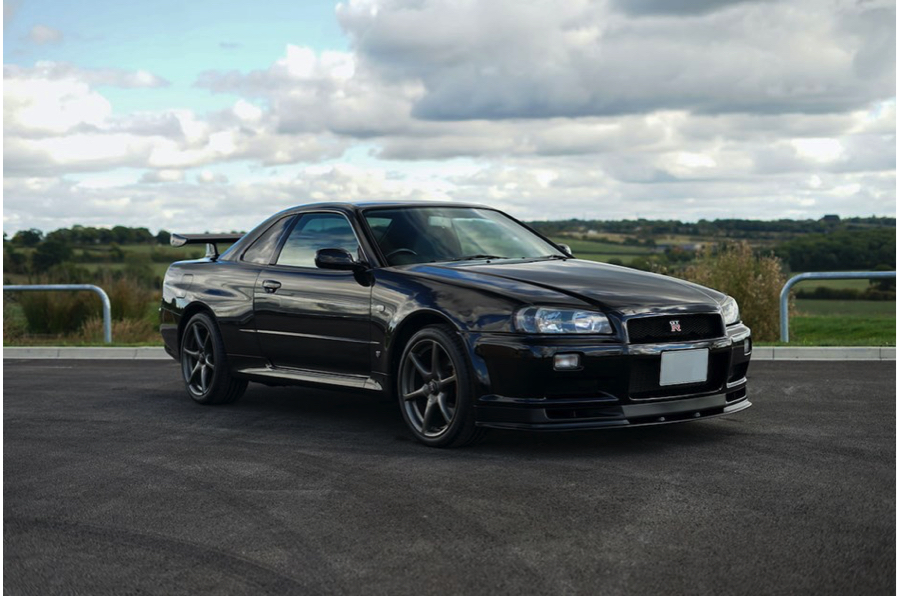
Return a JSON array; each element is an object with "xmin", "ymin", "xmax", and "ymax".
[
  {"xmin": 17, "ymin": 266, "xmax": 158, "ymax": 336},
  {"xmin": 3, "ymin": 300, "xmax": 28, "ymax": 342},
  {"xmin": 19, "ymin": 289, "xmax": 100, "ymax": 334},
  {"xmin": 679, "ymin": 242, "xmax": 788, "ymax": 342},
  {"xmin": 95, "ymin": 273, "xmax": 158, "ymax": 321}
]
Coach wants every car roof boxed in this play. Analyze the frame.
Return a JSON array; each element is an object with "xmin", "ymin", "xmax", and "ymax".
[{"xmin": 286, "ymin": 200, "xmax": 493, "ymax": 212}]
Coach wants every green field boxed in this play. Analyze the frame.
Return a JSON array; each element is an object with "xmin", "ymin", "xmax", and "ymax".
[
  {"xmin": 552, "ymin": 238, "xmax": 653, "ymax": 256},
  {"xmin": 791, "ymin": 277, "xmax": 872, "ymax": 291},
  {"xmin": 550, "ymin": 237, "xmax": 653, "ymax": 265},
  {"xmin": 780, "ymin": 299, "xmax": 896, "ymax": 346},
  {"xmin": 795, "ymin": 299, "xmax": 895, "ymax": 316}
]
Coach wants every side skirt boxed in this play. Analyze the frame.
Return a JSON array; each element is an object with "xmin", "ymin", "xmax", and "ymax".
[{"xmin": 235, "ymin": 365, "xmax": 383, "ymax": 392}]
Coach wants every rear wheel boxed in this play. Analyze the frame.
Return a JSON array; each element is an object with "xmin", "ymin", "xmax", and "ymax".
[
  {"xmin": 180, "ymin": 312, "xmax": 247, "ymax": 405},
  {"xmin": 398, "ymin": 325, "xmax": 485, "ymax": 447}
]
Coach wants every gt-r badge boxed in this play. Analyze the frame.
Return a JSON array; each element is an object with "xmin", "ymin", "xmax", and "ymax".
[{"xmin": 669, "ymin": 320, "xmax": 681, "ymax": 332}]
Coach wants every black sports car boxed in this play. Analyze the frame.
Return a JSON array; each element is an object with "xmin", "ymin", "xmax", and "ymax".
[{"xmin": 161, "ymin": 202, "xmax": 751, "ymax": 447}]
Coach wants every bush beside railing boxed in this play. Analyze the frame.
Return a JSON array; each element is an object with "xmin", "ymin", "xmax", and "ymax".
[{"xmin": 678, "ymin": 242, "xmax": 788, "ymax": 342}]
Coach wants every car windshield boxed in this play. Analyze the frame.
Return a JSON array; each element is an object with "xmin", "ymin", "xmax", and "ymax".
[{"xmin": 364, "ymin": 206, "xmax": 564, "ymax": 266}]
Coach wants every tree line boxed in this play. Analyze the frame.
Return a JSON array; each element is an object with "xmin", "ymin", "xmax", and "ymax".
[
  {"xmin": 774, "ymin": 228, "xmax": 895, "ymax": 272},
  {"xmin": 7, "ymin": 225, "xmax": 170, "ymax": 247},
  {"xmin": 528, "ymin": 215, "xmax": 895, "ymax": 239},
  {"xmin": 4, "ymin": 218, "xmax": 896, "ymax": 275}
]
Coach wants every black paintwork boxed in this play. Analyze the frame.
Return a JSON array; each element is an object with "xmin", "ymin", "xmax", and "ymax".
[{"xmin": 161, "ymin": 201, "xmax": 751, "ymax": 429}]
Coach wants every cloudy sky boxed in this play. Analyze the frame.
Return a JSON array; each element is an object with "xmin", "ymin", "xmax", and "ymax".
[{"xmin": 3, "ymin": 0, "xmax": 896, "ymax": 234}]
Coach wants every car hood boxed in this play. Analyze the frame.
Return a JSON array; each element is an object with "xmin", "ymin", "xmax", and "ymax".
[{"xmin": 406, "ymin": 258, "xmax": 724, "ymax": 315}]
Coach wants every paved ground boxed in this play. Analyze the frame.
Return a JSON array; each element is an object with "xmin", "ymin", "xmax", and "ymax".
[{"xmin": 4, "ymin": 360, "xmax": 895, "ymax": 595}]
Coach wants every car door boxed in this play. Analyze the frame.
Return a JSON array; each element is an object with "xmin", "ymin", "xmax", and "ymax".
[{"xmin": 253, "ymin": 211, "xmax": 373, "ymax": 376}]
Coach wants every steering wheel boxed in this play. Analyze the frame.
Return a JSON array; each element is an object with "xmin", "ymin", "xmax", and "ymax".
[{"xmin": 385, "ymin": 248, "xmax": 418, "ymax": 262}]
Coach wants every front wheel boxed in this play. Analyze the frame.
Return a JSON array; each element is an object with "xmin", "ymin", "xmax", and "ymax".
[
  {"xmin": 397, "ymin": 325, "xmax": 485, "ymax": 447},
  {"xmin": 180, "ymin": 312, "xmax": 247, "ymax": 405}
]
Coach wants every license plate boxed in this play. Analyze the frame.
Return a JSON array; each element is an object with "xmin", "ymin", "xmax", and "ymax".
[{"xmin": 659, "ymin": 349, "xmax": 709, "ymax": 386}]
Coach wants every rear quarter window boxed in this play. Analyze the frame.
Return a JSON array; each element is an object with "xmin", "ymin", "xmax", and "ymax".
[{"xmin": 241, "ymin": 216, "xmax": 295, "ymax": 264}]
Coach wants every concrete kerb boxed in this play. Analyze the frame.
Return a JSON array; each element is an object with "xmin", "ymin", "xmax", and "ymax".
[{"xmin": 4, "ymin": 347, "xmax": 172, "ymax": 360}]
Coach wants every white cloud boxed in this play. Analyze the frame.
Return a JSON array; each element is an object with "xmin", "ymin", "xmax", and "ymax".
[
  {"xmin": 336, "ymin": 0, "xmax": 894, "ymax": 120},
  {"xmin": 4, "ymin": 74, "xmax": 111, "ymax": 135},
  {"xmin": 27, "ymin": 24, "xmax": 62, "ymax": 45},
  {"xmin": 2, "ymin": 0, "xmax": 895, "ymax": 232},
  {"xmin": 3, "ymin": 62, "xmax": 348, "ymax": 175},
  {"xmin": 791, "ymin": 138, "xmax": 844, "ymax": 163},
  {"xmin": 140, "ymin": 169, "xmax": 185, "ymax": 184},
  {"xmin": 197, "ymin": 170, "xmax": 228, "ymax": 184}
]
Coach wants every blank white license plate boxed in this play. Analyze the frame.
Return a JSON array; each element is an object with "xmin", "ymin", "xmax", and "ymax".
[{"xmin": 659, "ymin": 349, "xmax": 709, "ymax": 386}]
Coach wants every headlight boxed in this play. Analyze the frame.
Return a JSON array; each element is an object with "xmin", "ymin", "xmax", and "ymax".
[
  {"xmin": 515, "ymin": 307, "xmax": 613, "ymax": 334},
  {"xmin": 720, "ymin": 296, "xmax": 740, "ymax": 325}
]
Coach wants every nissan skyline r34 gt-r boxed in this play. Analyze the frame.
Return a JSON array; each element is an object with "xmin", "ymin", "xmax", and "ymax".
[{"xmin": 161, "ymin": 201, "xmax": 751, "ymax": 447}]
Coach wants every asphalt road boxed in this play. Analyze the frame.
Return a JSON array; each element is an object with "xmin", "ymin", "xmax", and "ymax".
[{"xmin": 4, "ymin": 360, "xmax": 895, "ymax": 595}]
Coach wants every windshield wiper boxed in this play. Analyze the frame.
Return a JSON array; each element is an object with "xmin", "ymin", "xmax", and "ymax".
[
  {"xmin": 540, "ymin": 254, "xmax": 569, "ymax": 260},
  {"xmin": 449, "ymin": 254, "xmax": 506, "ymax": 261}
]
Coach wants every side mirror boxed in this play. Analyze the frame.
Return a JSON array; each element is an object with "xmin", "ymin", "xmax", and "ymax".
[
  {"xmin": 315, "ymin": 248, "xmax": 366, "ymax": 271},
  {"xmin": 557, "ymin": 243, "xmax": 573, "ymax": 257}
]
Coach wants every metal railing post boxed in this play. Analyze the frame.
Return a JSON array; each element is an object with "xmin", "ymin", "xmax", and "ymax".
[
  {"xmin": 3, "ymin": 284, "xmax": 113, "ymax": 343},
  {"xmin": 779, "ymin": 271, "xmax": 896, "ymax": 343}
]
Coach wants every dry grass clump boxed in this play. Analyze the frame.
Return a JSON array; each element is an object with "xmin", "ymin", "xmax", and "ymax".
[
  {"xmin": 680, "ymin": 242, "xmax": 788, "ymax": 342},
  {"xmin": 101, "ymin": 275, "xmax": 157, "ymax": 321},
  {"xmin": 77, "ymin": 317, "xmax": 158, "ymax": 344}
]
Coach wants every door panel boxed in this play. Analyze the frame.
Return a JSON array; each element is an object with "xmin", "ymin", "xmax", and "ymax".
[{"xmin": 253, "ymin": 212, "xmax": 373, "ymax": 375}]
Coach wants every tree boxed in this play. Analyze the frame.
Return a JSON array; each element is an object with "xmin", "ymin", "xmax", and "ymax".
[
  {"xmin": 3, "ymin": 245, "xmax": 28, "ymax": 274},
  {"xmin": 12, "ymin": 229, "xmax": 43, "ymax": 246},
  {"xmin": 111, "ymin": 226, "xmax": 132, "ymax": 244},
  {"xmin": 32, "ymin": 239, "xmax": 72, "ymax": 271},
  {"xmin": 155, "ymin": 230, "xmax": 171, "ymax": 245}
]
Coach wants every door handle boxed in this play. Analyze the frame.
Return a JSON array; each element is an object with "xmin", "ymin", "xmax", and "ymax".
[{"xmin": 262, "ymin": 279, "xmax": 282, "ymax": 293}]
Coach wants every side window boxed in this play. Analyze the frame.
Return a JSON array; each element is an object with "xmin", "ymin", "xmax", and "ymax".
[
  {"xmin": 241, "ymin": 216, "xmax": 295, "ymax": 264},
  {"xmin": 275, "ymin": 213, "xmax": 360, "ymax": 268}
]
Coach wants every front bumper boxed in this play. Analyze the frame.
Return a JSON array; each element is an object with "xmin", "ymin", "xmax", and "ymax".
[{"xmin": 471, "ymin": 323, "xmax": 752, "ymax": 430}]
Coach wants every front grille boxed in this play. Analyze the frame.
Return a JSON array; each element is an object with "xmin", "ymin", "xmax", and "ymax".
[
  {"xmin": 627, "ymin": 314, "xmax": 724, "ymax": 344},
  {"xmin": 628, "ymin": 351, "xmax": 729, "ymax": 399}
]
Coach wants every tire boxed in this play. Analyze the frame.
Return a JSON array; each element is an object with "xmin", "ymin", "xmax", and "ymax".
[
  {"xmin": 180, "ymin": 312, "xmax": 248, "ymax": 405},
  {"xmin": 397, "ymin": 324, "xmax": 486, "ymax": 448}
]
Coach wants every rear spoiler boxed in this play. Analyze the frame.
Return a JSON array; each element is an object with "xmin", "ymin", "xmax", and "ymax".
[{"xmin": 170, "ymin": 233, "xmax": 243, "ymax": 260}]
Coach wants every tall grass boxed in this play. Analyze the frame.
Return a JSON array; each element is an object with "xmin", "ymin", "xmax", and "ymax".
[
  {"xmin": 15, "ymin": 262, "xmax": 159, "ymax": 340},
  {"xmin": 679, "ymin": 242, "xmax": 788, "ymax": 342}
]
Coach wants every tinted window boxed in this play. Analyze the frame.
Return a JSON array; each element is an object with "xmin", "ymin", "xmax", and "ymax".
[
  {"xmin": 242, "ymin": 216, "xmax": 295, "ymax": 264},
  {"xmin": 276, "ymin": 213, "xmax": 360, "ymax": 268},
  {"xmin": 363, "ymin": 207, "xmax": 563, "ymax": 265}
]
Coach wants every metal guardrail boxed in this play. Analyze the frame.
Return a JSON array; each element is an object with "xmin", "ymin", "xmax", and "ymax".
[
  {"xmin": 3, "ymin": 284, "xmax": 113, "ymax": 344},
  {"xmin": 779, "ymin": 271, "xmax": 896, "ymax": 342}
]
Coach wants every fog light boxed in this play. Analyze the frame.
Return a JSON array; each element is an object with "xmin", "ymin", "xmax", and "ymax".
[
  {"xmin": 553, "ymin": 353, "xmax": 581, "ymax": 371},
  {"xmin": 744, "ymin": 338, "xmax": 752, "ymax": 355}
]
